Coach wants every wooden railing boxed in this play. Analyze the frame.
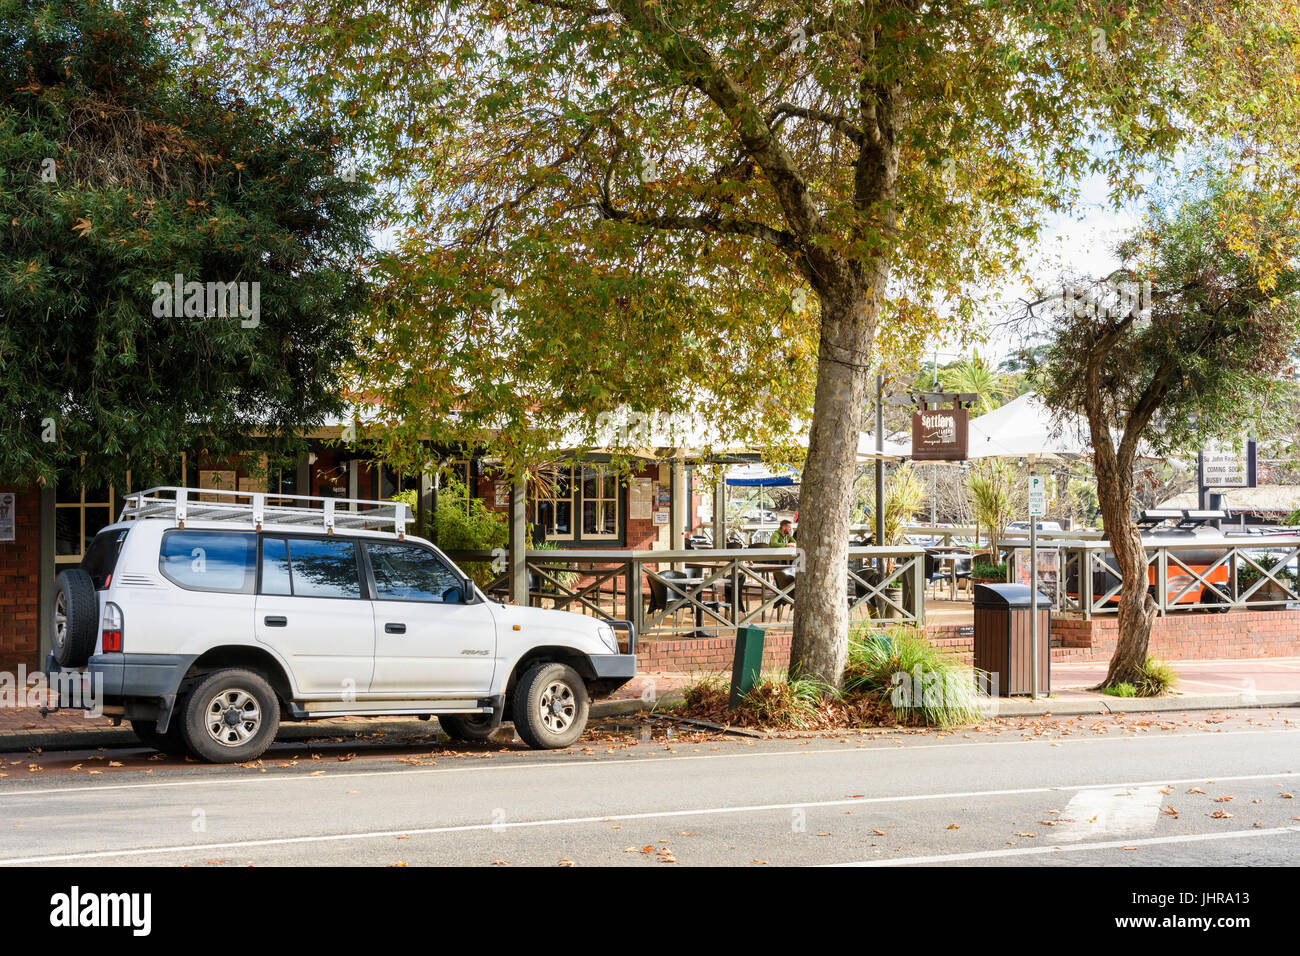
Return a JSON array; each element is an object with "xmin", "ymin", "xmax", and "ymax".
[
  {"xmin": 1034, "ymin": 537, "xmax": 1300, "ymax": 618},
  {"xmin": 446, "ymin": 546, "xmax": 927, "ymax": 639}
]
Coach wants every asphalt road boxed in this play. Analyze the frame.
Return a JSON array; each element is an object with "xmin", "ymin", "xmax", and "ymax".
[{"xmin": 1, "ymin": 708, "xmax": 1298, "ymax": 867}]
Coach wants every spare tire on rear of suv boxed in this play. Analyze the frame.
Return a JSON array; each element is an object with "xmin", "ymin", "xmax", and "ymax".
[{"xmin": 51, "ymin": 569, "xmax": 98, "ymax": 668}]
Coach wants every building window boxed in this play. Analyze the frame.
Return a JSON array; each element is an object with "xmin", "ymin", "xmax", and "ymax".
[
  {"xmin": 581, "ymin": 467, "xmax": 619, "ymax": 539},
  {"xmin": 55, "ymin": 473, "xmax": 115, "ymax": 566},
  {"xmin": 532, "ymin": 465, "xmax": 622, "ymax": 544}
]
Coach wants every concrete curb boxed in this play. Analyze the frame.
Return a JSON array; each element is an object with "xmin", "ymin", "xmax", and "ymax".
[
  {"xmin": 3, "ymin": 691, "xmax": 1294, "ymax": 753},
  {"xmin": 0, "ymin": 700, "xmax": 679, "ymax": 754},
  {"xmin": 988, "ymin": 690, "xmax": 1300, "ymax": 717}
]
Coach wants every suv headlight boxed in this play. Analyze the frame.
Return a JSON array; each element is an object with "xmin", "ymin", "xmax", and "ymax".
[{"xmin": 596, "ymin": 624, "xmax": 619, "ymax": 654}]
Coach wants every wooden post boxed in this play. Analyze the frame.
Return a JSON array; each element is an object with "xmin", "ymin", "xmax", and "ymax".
[
  {"xmin": 509, "ymin": 478, "xmax": 527, "ymax": 605},
  {"xmin": 713, "ymin": 472, "xmax": 726, "ymax": 545},
  {"xmin": 417, "ymin": 470, "xmax": 433, "ymax": 540}
]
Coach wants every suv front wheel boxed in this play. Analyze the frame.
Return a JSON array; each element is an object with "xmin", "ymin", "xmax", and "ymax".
[
  {"xmin": 179, "ymin": 669, "xmax": 280, "ymax": 763},
  {"xmin": 512, "ymin": 662, "xmax": 589, "ymax": 750}
]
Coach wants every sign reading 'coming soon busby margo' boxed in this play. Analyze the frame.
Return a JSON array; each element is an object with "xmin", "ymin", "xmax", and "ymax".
[{"xmin": 911, "ymin": 406, "xmax": 969, "ymax": 461}]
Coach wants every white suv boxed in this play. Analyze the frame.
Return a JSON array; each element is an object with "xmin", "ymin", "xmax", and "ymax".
[{"xmin": 45, "ymin": 487, "xmax": 635, "ymax": 762}]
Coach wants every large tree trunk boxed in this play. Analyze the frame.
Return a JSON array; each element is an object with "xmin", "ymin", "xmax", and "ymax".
[
  {"xmin": 789, "ymin": 285, "xmax": 875, "ymax": 687},
  {"xmin": 1090, "ymin": 422, "xmax": 1156, "ymax": 688}
]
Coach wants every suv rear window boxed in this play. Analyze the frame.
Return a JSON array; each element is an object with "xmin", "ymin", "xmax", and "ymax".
[
  {"xmin": 159, "ymin": 530, "xmax": 257, "ymax": 593},
  {"xmin": 82, "ymin": 528, "xmax": 128, "ymax": 590},
  {"xmin": 260, "ymin": 536, "xmax": 362, "ymax": 599}
]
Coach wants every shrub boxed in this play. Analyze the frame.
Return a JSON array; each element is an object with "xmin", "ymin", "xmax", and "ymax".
[
  {"xmin": 844, "ymin": 625, "xmax": 986, "ymax": 728},
  {"xmin": 971, "ymin": 559, "xmax": 1007, "ymax": 581},
  {"xmin": 1135, "ymin": 656, "xmax": 1179, "ymax": 697},
  {"xmin": 392, "ymin": 479, "xmax": 508, "ymax": 587}
]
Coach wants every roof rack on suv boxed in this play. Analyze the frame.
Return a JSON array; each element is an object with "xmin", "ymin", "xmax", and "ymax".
[{"xmin": 120, "ymin": 486, "xmax": 411, "ymax": 536}]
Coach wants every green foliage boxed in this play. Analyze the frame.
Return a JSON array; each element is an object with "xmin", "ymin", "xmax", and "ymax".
[
  {"xmin": 1103, "ymin": 682, "xmax": 1137, "ymax": 698},
  {"xmin": 183, "ymin": 0, "xmax": 1300, "ymax": 476},
  {"xmin": 0, "ymin": 0, "xmax": 374, "ymax": 489},
  {"xmin": 971, "ymin": 559, "xmax": 1007, "ymax": 582},
  {"xmin": 1031, "ymin": 169, "xmax": 1300, "ymax": 464},
  {"xmin": 394, "ymin": 480, "xmax": 509, "ymax": 587},
  {"xmin": 942, "ymin": 350, "xmax": 1017, "ymax": 414},
  {"xmin": 1135, "ymin": 657, "xmax": 1179, "ymax": 697},
  {"xmin": 844, "ymin": 625, "xmax": 985, "ymax": 728},
  {"xmin": 968, "ymin": 460, "xmax": 1013, "ymax": 554},
  {"xmin": 880, "ymin": 463, "xmax": 925, "ymax": 546}
]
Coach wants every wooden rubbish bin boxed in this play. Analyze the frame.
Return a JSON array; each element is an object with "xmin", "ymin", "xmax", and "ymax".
[{"xmin": 973, "ymin": 583, "xmax": 1050, "ymax": 696}]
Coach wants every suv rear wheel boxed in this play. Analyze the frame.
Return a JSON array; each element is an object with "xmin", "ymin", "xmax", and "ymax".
[
  {"xmin": 512, "ymin": 662, "xmax": 589, "ymax": 750},
  {"xmin": 439, "ymin": 713, "xmax": 499, "ymax": 742},
  {"xmin": 179, "ymin": 669, "xmax": 280, "ymax": 763}
]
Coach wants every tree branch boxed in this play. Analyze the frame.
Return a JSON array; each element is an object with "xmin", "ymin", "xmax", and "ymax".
[{"xmin": 770, "ymin": 102, "xmax": 864, "ymax": 145}]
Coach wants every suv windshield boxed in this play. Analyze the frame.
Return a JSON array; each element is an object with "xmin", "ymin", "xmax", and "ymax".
[{"xmin": 81, "ymin": 528, "xmax": 128, "ymax": 589}]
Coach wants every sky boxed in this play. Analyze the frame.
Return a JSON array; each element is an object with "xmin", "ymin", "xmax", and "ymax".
[{"xmin": 929, "ymin": 168, "xmax": 1143, "ymax": 369}]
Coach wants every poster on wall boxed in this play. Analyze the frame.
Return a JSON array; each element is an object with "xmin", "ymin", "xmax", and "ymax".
[
  {"xmin": 630, "ymin": 478, "xmax": 653, "ymax": 520},
  {"xmin": 0, "ymin": 492, "xmax": 14, "ymax": 542},
  {"xmin": 1013, "ymin": 547, "xmax": 1059, "ymax": 606},
  {"xmin": 653, "ymin": 511, "xmax": 670, "ymax": 525}
]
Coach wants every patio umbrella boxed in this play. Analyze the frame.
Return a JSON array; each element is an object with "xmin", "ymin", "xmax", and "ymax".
[{"xmin": 965, "ymin": 392, "xmax": 1092, "ymax": 461}]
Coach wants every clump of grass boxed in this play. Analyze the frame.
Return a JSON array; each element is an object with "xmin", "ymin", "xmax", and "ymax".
[
  {"xmin": 681, "ymin": 671, "xmax": 729, "ymax": 712},
  {"xmin": 844, "ymin": 625, "xmax": 987, "ymax": 728},
  {"xmin": 1103, "ymin": 682, "xmax": 1137, "ymax": 698},
  {"xmin": 740, "ymin": 672, "xmax": 838, "ymax": 729},
  {"xmin": 677, "ymin": 670, "xmax": 839, "ymax": 730},
  {"xmin": 1135, "ymin": 656, "xmax": 1179, "ymax": 697}
]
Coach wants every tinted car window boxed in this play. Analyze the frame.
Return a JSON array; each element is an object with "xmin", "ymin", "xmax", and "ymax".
[
  {"xmin": 82, "ymin": 528, "xmax": 128, "ymax": 589},
  {"xmin": 159, "ymin": 531, "xmax": 256, "ymax": 593},
  {"xmin": 260, "ymin": 537, "xmax": 293, "ymax": 596},
  {"xmin": 259, "ymin": 537, "xmax": 362, "ymax": 599},
  {"xmin": 367, "ymin": 542, "xmax": 461, "ymax": 602}
]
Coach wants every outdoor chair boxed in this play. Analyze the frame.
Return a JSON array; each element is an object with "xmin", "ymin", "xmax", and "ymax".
[
  {"xmin": 772, "ymin": 569, "xmax": 797, "ymax": 621},
  {"xmin": 923, "ymin": 551, "xmax": 949, "ymax": 598},
  {"xmin": 953, "ymin": 554, "xmax": 973, "ymax": 596},
  {"xmin": 647, "ymin": 569, "xmax": 729, "ymax": 632}
]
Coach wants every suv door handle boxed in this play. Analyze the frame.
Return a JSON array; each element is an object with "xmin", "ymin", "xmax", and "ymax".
[
  {"xmin": 385, "ymin": 623, "xmax": 406, "ymax": 634},
  {"xmin": 264, "ymin": 616, "xmax": 287, "ymax": 627}
]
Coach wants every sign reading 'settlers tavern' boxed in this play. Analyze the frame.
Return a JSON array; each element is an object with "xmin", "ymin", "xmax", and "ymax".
[{"xmin": 911, "ymin": 407, "xmax": 969, "ymax": 461}]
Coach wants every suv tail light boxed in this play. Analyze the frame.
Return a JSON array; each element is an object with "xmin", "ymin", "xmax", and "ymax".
[{"xmin": 101, "ymin": 602, "xmax": 124, "ymax": 653}]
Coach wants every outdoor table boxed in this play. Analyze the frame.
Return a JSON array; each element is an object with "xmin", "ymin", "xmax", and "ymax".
[
  {"xmin": 926, "ymin": 548, "xmax": 972, "ymax": 600},
  {"xmin": 662, "ymin": 573, "xmax": 718, "ymax": 636}
]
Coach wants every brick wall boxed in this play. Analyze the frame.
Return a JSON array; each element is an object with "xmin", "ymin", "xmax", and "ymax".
[
  {"xmin": 638, "ymin": 631, "xmax": 794, "ymax": 674},
  {"xmin": 631, "ymin": 610, "xmax": 1300, "ymax": 674},
  {"xmin": 1049, "ymin": 610, "xmax": 1300, "ymax": 663},
  {"xmin": 0, "ymin": 486, "xmax": 42, "ymax": 672}
]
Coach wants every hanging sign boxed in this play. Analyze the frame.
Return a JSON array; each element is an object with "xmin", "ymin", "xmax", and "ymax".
[{"xmin": 911, "ymin": 406, "xmax": 969, "ymax": 461}]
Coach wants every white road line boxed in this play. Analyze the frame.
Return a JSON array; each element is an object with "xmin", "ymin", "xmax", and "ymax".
[
  {"xmin": 2, "ymin": 728, "xmax": 1296, "ymax": 799},
  {"xmin": 1, "ymin": 772, "xmax": 1296, "ymax": 865},
  {"xmin": 831, "ymin": 826, "xmax": 1300, "ymax": 866},
  {"xmin": 1051, "ymin": 785, "xmax": 1165, "ymax": 842}
]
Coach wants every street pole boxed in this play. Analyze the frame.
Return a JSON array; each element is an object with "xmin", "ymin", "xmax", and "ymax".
[
  {"xmin": 1030, "ymin": 468, "xmax": 1039, "ymax": 700},
  {"xmin": 874, "ymin": 374, "xmax": 885, "ymax": 545},
  {"xmin": 875, "ymin": 374, "xmax": 886, "ymax": 587}
]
